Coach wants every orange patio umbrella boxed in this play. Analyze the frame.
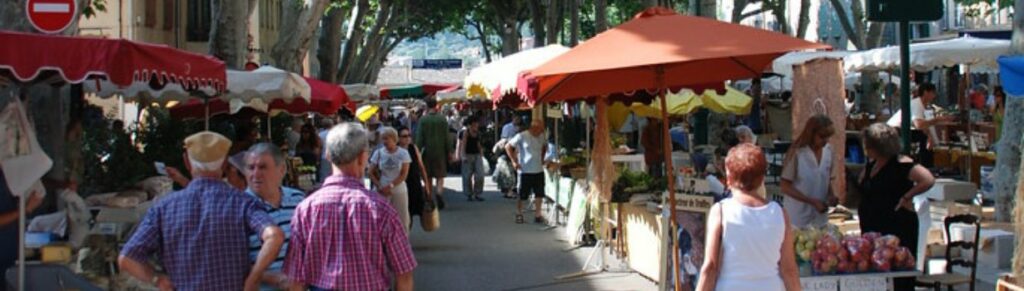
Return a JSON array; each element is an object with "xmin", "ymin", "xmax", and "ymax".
[
  {"xmin": 521, "ymin": 7, "xmax": 829, "ymax": 105},
  {"xmin": 522, "ymin": 8, "xmax": 829, "ymax": 290}
]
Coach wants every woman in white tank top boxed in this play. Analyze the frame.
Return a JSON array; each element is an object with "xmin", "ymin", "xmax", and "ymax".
[{"xmin": 696, "ymin": 144, "xmax": 801, "ymax": 291}]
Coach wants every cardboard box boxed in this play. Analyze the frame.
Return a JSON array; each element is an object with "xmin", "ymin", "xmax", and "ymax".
[
  {"xmin": 41, "ymin": 245, "xmax": 72, "ymax": 263},
  {"xmin": 922, "ymin": 179, "xmax": 977, "ymax": 201}
]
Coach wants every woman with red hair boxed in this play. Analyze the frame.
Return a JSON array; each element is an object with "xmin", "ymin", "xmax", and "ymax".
[{"xmin": 696, "ymin": 144, "xmax": 800, "ymax": 291}]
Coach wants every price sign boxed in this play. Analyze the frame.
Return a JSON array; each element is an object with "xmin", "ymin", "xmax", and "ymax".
[
  {"xmin": 800, "ymin": 277, "xmax": 838, "ymax": 291},
  {"xmin": 840, "ymin": 276, "xmax": 890, "ymax": 291}
]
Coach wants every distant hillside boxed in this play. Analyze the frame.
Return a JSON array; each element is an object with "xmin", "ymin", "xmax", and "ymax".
[{"xmin": 389, "ymin": 31, "xmax": 486, "ymax": 69}]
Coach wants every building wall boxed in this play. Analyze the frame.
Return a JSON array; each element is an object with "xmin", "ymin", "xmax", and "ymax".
[{"xmin": 78, "ymin": 0, "xmax": 281, "ymax": 64}]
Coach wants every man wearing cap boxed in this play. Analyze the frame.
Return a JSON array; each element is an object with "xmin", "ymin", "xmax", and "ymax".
[
  {"xmin": 284, "ymin": 123, "xmax": 417, "ymax": 291},
  {"xmin": 119, "ymin": 132, "xmax": 285, "ymax": 291},
  {"xmin": 244, "ymin": 143, "xmax": 306, "ymax": 290},
  {"xmin": 415, "ymin": 98, "xmax": 453, "ymax": 209}
]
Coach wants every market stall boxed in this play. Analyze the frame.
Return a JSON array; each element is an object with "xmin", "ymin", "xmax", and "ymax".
[
  {"xmin": 518, "ymin": 7, "xmax": 827, "ymax": 290},
  {"xmin": 167, "ymin": 66, "xmax": 311, "ymax": 121},
  {"xmin": 0, "ymin": 30, "xmax": 227, "ymax": 290},
  {"xmin": 466, "ymin": 44, "xmax": 570, "ymax": 109}
]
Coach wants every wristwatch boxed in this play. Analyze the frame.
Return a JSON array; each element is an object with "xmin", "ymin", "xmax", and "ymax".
[{"xmin": 150, "ymin": 275, "xmax": 161, "ymax": 286}]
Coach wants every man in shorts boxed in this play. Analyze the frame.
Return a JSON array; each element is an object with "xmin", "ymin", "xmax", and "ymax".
[
  {"xmin": 506, "ymin": 119, "xmax": 548, "ymax": 224},
  {"xmin": 416, "ymin": 98, "xmax": 453, "ymax": 209}
]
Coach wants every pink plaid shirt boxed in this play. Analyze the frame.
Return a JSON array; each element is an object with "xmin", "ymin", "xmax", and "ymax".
[{"xmin": 283, "ymin": 175, "xmax": 417, "ymax": 290}]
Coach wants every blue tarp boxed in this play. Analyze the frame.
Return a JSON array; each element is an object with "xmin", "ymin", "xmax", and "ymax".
[{"xmin": 999, "ymin": 56, "xmax": 1024, "ymax": 97}]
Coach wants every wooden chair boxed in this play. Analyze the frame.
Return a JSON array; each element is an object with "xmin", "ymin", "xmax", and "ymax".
[{"xmin": 916, "ymin": 214, "xmax": 981, "ymax": 291}]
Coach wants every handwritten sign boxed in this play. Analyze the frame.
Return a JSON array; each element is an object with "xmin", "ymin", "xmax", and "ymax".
[
  {"xmin": 800, "ymin": 277, "xmax": 838, "ymax": 291},
  {"xmin": 840, "ymin": 276, "xmax": 889, "ymax": 291},
  {"xmin": 672, "ymin": 194, "xmax": 714, "ymax": 212}
]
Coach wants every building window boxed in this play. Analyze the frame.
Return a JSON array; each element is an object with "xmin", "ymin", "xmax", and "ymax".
[
  {"xmin": 145, "ymin": 0, "xmax": 156, "ymax": 28},
  {"xmin": 187, "ymin": 0, "xmax": 211, "ymax": 42},
  {"xmin": 163, "ymin": 0, "xmax": 175, "ymax": 31}
]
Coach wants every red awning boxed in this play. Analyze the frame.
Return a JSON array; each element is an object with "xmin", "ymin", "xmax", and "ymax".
[
  {"xmin": 268, "ymin": 77, "xmax": 352, "ymax": 115},
  {"xmin": 0, "ymin": 30, "xmax": 226, "ymax": 93}
]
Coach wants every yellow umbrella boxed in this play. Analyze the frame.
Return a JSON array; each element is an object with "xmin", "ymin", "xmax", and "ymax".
[
  {"xmin": 629, "ymin": 86, "xmax": 752, "ymax": 117},
  {"xmin": 699, "ymin": 86, "xmax": 753, "ymax": 115},
  {"xmin": 630, "ymin": 91, "xmax": 702, "ymax": 118},
  {"xmin": 356, "ymin": 104, "xmax": 379, "ymax": 122}
]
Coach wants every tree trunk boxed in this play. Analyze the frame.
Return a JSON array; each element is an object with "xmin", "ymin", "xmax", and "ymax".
[
  {"xmin": 346, "ymin": 0, "xmax": 393, "ymax": 84},
  {"xmin": 995, "ymin": 0, "xmax": 1024, "ymax": 222},
  {"xmin": 493, "ymin": 0, "xmax": 521, "ymax": 56},
  {"xmin": 770, "ymin": 1, "xmax": 791, "ymax": 34},
  {"xmin": 731, "ymin": 0, "xmax": 749, "ymax": 23},
  {"xmin": 699, "ymin": 0, "xmax": 716, "ymax": 18},
  {"xmin": 546, "ymin": 0, "xmax": 559, "ymax": 46},
  {"xmin": 594, "ymin": 0, "xmax": 608, "ymax": 33},
  {"xmin": 270, "ymin": 0, "xmax": 331, "ymax": 73},
  {"xmin": 469, "ymin": 20, "xmax": 494, "ymax": 63},
  {"xmin": 528, "ymin": 0, "xmax": 546, "ymax": 47},
  {"xmin": 337, "ymin": 0, "xmax": 370, "ymax": 82},
  {"xmin": 208, "ymin": 0, "xmax": 251, "ymax": 69},
  {"xmin": 569, "ymin": 0, "xmax": 580, "ymax": 46},
  {"xmin": 829, "ymin": 0, "xmax": 863, "ymax": 49},
  {"xmin": 317, "ymin": 6, "xmax": 348, "ymax": 83},
  {"xmin": 796, "ymin": 0, "xmax": 811, "ymax": 39},
  {"xmin": 555, "ymin": 0, "xmax": 565, "ymax": 45}
]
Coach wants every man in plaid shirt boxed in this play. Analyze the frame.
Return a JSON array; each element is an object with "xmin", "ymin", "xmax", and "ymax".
[
  {"xmin": 284, "ymin": 123, "xmax": 417, "ymax": 291},
  {"xmin": 118, "ymin": 132, "xmax": 285, "ymax": 290}
]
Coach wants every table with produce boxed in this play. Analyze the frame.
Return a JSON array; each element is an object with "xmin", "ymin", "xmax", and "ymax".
[{"xmin": 795, "ymin": 225, "xmax": 919, "ymax": 291}]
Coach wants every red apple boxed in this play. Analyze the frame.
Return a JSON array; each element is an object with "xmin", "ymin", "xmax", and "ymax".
[
  {"xmin": 862, "ymin": 232, "xmax": 882, "ymax": 243},
  {"xmin": 857, "ymin": 260, "xmax": 870, "ymax": 272},
  {"xmin": 894, "ymin": 247, "xmax": 910, "ymax": 262}
]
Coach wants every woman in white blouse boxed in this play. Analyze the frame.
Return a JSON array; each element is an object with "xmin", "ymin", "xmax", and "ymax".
[{"xmin": 780, "ymin": 115, "xmax": 837, "ymax": 228}]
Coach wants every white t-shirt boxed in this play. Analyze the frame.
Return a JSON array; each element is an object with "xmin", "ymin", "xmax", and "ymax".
[
  {"xmin": 509, "ymin": 131, "xmax": 547, "ymax": 174},
  {"xmin": 370, "ymin": 147, "xmax": 412, "ymax": 186},
  {"xmin": 887, "ymin": 98, "xmax": 937, "ymax": 140}
]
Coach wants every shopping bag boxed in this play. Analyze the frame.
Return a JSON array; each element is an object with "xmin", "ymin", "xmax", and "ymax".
[
  {"xmin": 420, "ymin": 202, "xmax": 440, "ymax": 232},
  {"xmin": 0, "ymin": 100, "xmax": 52, "ymax": 196}
]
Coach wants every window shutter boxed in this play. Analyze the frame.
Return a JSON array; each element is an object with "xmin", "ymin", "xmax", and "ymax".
[
  {"xmin": 163, "ymin": 0, "xmax": 175, "ymax": 31},
  {"xmin": 145, "ymin": 0, "xmax": 156, "ymax": 28}
]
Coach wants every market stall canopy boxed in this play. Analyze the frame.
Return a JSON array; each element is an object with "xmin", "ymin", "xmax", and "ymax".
[
  {"xmin": 168, "ymin": 67, "xmax": 312, "ymax": 119},
  {"xmin": 732, "ymin": 77, "xmax": 793, "ymax": 93},
  {"xmin": 436, "ymin": 87, "xmax": 482, "ymax": 105},
  {"xmin": 343, "ymin": 83, "xmax": 380, "ymax": 101},
  {"xmin": 844, "ymin": 72, "xmax": 900, "ymax": 90},
  {"xmin": 462, "ymin": 45, "xmax": 570, "ymax": 106},
  {"xmin": 519, "ymin": 7, "xmax": 829, "ymax": 106},
  {"xmin": 225, "ymin": 66, "xmax": 310, "ymax": 103},
  {"xmin": 844, "ymin": 36, "xmax": 1009, "ymax": 73},
  {"xmin": 0, "ymin": 30, "xmax": 226, "ymax": 100},
  {"xmin": 630, "ymin": 86, "xmax": 753, "ymax": 118},
  {"xmin": 267, "ymin": 77, "xmax": 352, "ymax": 115},
  {"xmin": 771, "ymin": 51, "xmax": 851, "ymax": 77},
  {"xmin": 380, "ymin": 83, "xmax": 457, "ymax": 99}
]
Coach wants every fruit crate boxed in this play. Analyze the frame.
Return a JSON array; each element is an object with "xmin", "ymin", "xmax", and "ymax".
[{"xmin": 999, "ymin": 274, "xmax": 1024, "ymax": 291}]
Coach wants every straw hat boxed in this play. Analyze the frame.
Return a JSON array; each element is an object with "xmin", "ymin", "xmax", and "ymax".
[{"xmin": 184, "ymin": 131, "xmax": 232, "ymax": 163}]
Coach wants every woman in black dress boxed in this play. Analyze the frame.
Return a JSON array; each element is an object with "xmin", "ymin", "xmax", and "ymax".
[
  {"xmin": 399, "ymin": 127, "xmax": 433, "ymax": 220},
  {"xmin": 857, "ymin": 123, "xmax": 935, "ymax": 291}
]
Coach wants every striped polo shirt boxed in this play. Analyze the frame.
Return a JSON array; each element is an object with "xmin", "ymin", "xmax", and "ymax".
[{"xmin": 247, "ymin": 187, "xmax": 306, "ymax": 272}]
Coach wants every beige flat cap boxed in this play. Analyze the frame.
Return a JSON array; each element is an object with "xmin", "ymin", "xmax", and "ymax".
[{"xmin": 184, "ymin": 131, "xmax": 232, "ymax": 163}]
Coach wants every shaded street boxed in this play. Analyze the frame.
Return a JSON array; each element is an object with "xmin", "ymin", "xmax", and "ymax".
[{"xmin": 409, "ymin": 176, "xmax": 657, "ymax": 291}]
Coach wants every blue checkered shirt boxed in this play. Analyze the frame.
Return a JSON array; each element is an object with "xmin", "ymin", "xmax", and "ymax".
[{"xmin": 120, "ymin": 178, "xmax": 275, "ymax": 290}]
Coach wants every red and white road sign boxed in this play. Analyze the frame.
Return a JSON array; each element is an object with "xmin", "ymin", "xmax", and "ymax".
[{"xmin": 26, "ymin": 0, "xmax": 78, "ymax": 34}]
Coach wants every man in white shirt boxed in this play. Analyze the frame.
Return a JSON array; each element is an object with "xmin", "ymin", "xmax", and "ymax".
[
  {"xmin": 506, "ymin": 119, "xmax": 549, "ymax": 224},
  {"xmin": 886, "ymin": 83, "xmax": 951, "ymax": 166}
]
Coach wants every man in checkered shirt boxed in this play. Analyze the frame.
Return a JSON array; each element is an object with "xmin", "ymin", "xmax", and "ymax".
[
  {"xmin": 118, "ymin": 132, "xmax": 285, "ymax": 290},
  {"xmin": 284, "ymin": 122, "xmax": 417, "ymax": 291}
]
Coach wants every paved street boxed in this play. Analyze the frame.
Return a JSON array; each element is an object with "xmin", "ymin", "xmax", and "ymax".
[{"xmin": 409, "ymin": 176, "xmax": 657, "ymax": 291}]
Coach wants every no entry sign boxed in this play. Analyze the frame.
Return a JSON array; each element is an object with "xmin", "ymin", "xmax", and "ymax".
[{"xmin": 26, "ymin": 0, "xmax": 78, "ymax": 34}]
